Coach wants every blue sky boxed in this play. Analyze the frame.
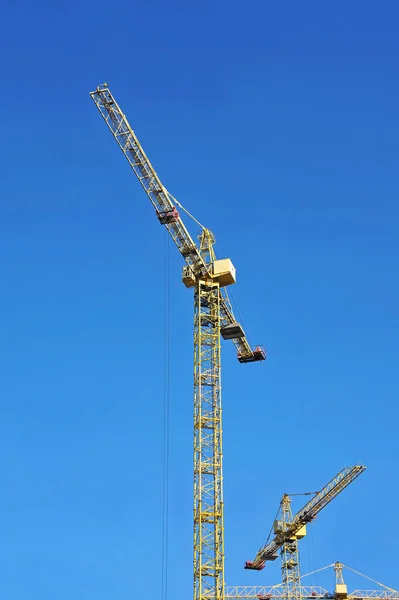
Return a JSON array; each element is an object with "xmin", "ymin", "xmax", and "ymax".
[{"xmin": 1, "ymin": 0, "xmax": 398, "ymax": 598}]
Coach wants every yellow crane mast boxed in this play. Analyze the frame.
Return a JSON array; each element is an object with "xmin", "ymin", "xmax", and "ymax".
[
  {"xmin": 90, "ymin": 83, "xmax": 266, "ymax": 600},
  {"xmin": 244, "ymin": 466, "xmax": 366, "ymax": 600}
]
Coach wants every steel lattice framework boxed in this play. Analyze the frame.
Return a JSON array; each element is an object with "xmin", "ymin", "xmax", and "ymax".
[
  {"xmin": 279, "ymin": 495, "xmax": 301, "ymax": 600},
  {"xmin": 225, "ymin": 586, "xmax": 328, "ymax": 599},
  {"xmin": 226, "ymin": 559, "xmax": 399, "ymax": 600},
  {"xmin": 90, "ymin": 84, "xmax": 265, "ymax": 600},
  {"xmin": 89, "ymin": 85, "xmax": 258, "ymax": 362},
  {"xmin": 193, "ymin": 231, "xmax": 225, "ymax": 600},
  {"xmin": 246, "ymin": 466, "xmax": 366, "ymax": 572},
  {"xmin": 225, "ymin": 587, "xmax": 399, "ymax": 600},
  {"xmin": 244, "ymin": 466, "xmax": 366, "ymax": 600}
]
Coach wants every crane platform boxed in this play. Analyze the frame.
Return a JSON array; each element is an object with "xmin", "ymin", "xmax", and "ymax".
[{"xmin": 238, "ymin": 346, "xmax": 267, "ymax": 363}]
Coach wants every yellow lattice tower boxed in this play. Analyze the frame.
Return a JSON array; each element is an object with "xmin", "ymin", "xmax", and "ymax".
[{"xmin": 90, "ymin": 84, "xmax": 266, "ymax": 600}]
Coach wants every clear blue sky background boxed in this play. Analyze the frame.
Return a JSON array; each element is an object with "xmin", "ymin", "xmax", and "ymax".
[{"xmin": 0, "ymin": 1, "xmax": 398, "ymax": 598}]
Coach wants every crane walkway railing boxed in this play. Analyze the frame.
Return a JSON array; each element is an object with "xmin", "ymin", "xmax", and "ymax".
[{"xmin": 223, "ymin": 587, "xmax": 399, "ymax": 600}]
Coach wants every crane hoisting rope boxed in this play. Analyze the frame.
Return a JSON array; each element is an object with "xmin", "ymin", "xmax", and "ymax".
[{"xmin": 161, "ymin": 229, "xmax": 171, "ymax": 600}]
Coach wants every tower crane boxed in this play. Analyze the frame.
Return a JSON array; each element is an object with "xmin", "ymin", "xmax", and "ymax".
[
  {"xmin": 331, "ymin": 561, "xmax": 398, "ymax": 600},
  {"xmin": 225, "ymin": 559, "xmax": 399, "ymax": 600},
  {"xmin": 90, "ymin": 83, "xmax": 266, "ymax": 600},
  {"xmin": 244, "ymin": 466, "xmax": 366, "ymax": 600}
]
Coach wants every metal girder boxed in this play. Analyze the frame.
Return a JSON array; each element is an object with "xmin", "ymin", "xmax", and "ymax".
[
  {"xmin": 194, "ymin": 277, "xmax": 224, "ymax": 600},
  {"xmin": 224, "ymin": 588, "xmax": 399, "ymax": 600},
  {"xmin": 225, "ymin": 586, "xmax": 328, "ymax": 599}
]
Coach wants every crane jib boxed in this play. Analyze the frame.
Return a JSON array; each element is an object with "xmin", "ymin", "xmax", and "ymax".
[
  {"xmin": 247, "ymin": 465, "xmax": 366, "ymax": 569},
  {"xmin": 90, "ymin": 87, "xmax": 205, "ymax": 272},
  {"xmin": 90, "ymin": 84, "xmax": 266, "ymax": 364}
]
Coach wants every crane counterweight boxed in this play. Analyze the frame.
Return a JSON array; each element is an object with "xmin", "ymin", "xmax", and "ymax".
[
  {"xmin": 221, "ymin": 323, "xmax": 246, "ymax": 340},
  {"xmin": 211, "ymin": 258, "xmax": 236, "ymax": 287}
]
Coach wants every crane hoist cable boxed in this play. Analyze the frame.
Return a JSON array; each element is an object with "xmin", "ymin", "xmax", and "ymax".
[{"xmin": 161, "ymin": 230, "xmax": 171, "ymax": 600}]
